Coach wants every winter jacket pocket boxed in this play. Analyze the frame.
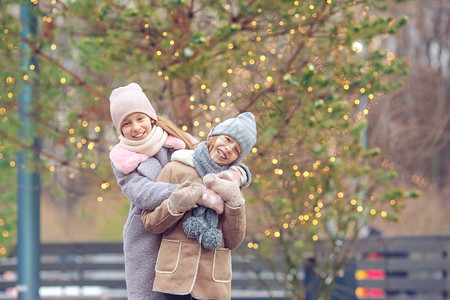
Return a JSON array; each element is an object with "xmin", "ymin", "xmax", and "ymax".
[
  {"xmin": 212, "ymin": 248, "xmax": 232, "ymax": 283},
  {"xmin": 155, "ymin": 239, "xmax": 181, "ymax": 274}
]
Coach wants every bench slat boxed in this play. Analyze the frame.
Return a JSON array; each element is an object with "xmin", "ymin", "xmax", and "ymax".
[{"xmin": 357, "ymin": 258, "xmax": 450, "ymax": 271}]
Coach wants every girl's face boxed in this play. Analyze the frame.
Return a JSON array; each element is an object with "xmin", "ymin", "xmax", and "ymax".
[
  {"xmin": 209, "ymin": 135, "xmax": 241, "ymax": 165},
  {"xmin": 121, "ymin": 113, "xmax": 153, "ymax": 140}
]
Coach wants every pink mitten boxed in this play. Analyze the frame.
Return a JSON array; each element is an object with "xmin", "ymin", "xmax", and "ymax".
[
  {"xmin": 203, "ymin": 173, "xmax": 244, "ymax": 208},
  {"xmin": 197, "ymin": 188, "xmax": 224, "ymax": 214},
  {"xmin": 217, "ymin": 167, "xmax": 242, "ymax": 186}
]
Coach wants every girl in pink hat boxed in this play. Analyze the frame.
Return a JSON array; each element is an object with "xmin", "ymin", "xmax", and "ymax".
[{"xmin": 109, "ymin": 82, "xmax": 251, "ymax": 300}]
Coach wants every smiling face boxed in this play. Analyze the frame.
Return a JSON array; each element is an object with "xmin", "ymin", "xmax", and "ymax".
[
  {"xmin": 208, "ymin": 135, "xmax": 241, "ymax": 166},
  {"xmin": 121, "ymin": 112, "xmax": 153, "ymax": 140}
]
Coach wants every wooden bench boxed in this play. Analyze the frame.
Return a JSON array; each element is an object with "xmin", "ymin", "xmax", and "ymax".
[
  {"xmin": 304, "ymin": 235, "xmax": 450, "ymax": 300},
  {"xmin": 0, "ymin": 243, "xmax": 126, "ymax": 299},
  {"xmin": 2, "ymin": 235, "xmax": 448, "ymax": 299},
  {"xmin": 0, "ymin": 242, "xmax": 287, "ymax": 299},
  {"xmin": 354, "ymin": 235, "xmax": 450, "ymax": 300}
]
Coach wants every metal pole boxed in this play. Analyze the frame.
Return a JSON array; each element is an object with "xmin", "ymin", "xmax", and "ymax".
[{"xmin": 17, "ymin": 3, "xmax": 40, "ymax": 300}]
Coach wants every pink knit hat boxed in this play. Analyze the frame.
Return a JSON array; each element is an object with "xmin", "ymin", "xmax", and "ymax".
[{"xmin": 109, "ymin": 82, "xmax": 157, "ymax": 132}]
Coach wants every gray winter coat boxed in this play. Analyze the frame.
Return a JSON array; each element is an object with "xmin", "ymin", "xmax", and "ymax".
[{"xmin": 112, "ymin": 146, "xmax": 178, "ymax": 300}]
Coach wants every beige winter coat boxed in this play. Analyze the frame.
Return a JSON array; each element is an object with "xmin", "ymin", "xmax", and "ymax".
[{"xmin": 141, "ymin": 161, "xmax": 246, "ymax": 300}]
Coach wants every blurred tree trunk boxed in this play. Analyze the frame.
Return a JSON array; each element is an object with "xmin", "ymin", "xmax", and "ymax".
[{"xmin": 368, "ymin": 0, "xmax": 449, "ymax": 188}]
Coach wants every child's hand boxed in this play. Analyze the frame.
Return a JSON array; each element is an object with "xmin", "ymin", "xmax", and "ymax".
[
  {"xmin": 197, "ymin": 188, "xmax": 225, "ymax": 214},
  {"xmin": 204, "ymin": 173, "xmax": 244, "ymax": 208},
  {"xmin": 168, "ymin": 181, "xmax": 204, "ymax": 215}
]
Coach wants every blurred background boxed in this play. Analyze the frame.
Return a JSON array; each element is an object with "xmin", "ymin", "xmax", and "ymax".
[{"xmin": 0, "ymin": 0, "xmax": 448, "ymax": 299}]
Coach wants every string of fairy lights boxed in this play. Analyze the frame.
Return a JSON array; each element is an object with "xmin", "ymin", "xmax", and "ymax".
[{"xmin": 0, "ymin": 0, "xmax": 422, "ymax": 256}]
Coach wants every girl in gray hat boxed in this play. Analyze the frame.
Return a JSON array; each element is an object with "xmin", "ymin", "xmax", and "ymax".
[
  {"xmin": 141, "ymin": 112, "xmax": 257, "ymax": 300},
  {"xmin": 109, "ymin": 82, "xmax": 251, "ymax": 300}
]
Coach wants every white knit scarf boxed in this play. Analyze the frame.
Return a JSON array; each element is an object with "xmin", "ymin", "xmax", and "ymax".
[{"xmin": 119, "ymin": 125, "xmax": 168, "ymax": 157}]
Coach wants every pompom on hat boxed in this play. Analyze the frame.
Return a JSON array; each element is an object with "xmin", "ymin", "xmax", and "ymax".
[
  {"xmin": 109, "ymin": 82, "xmax": 157, "ymax": 132},
  {"xmin": 209, "ymin": 112, "xmax": 257, "ymax": 161}
]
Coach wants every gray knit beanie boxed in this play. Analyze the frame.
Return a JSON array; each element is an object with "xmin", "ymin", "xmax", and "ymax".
[{"xmin": 208, "ymin": 112, "xmax": 257, "ymax": 161}]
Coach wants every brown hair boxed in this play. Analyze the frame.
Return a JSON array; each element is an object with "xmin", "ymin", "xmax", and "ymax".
[
  {"xmin": 207, "ymin": 135, "xmax": 218, "ymax": 153},
  {"xmin": 155, "ymin": 115, "xmax": 196, "ymax": 150}
]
